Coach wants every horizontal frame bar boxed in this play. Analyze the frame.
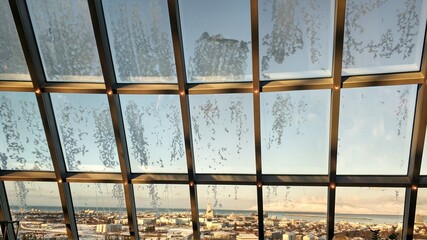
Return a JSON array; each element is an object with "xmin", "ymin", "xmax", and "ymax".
[{"xmin": 342, "ymin": 72, "xmax": 424, "ymax": 88}]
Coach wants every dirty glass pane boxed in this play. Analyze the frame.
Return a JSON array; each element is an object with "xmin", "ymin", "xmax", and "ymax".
[
  {"xmin": 342, "ymin": 0, "xmax": 427, "ymax": 76},
  {"xmin": 51, "ymin": 93, "xmax": 120, "ymax": 172},
  {"xmin": 261, "ymin": 90, "xmax": 330, "ymax": 174},
  {"xmin": 0, "ymin": 92, "xmax": 53, "ymax": 171},
  {"xmin": 179, "ymin": 0, "xmax": 252, "ymax": 83},
  {"xmin": 259, "ymin": 0, "xmax": 334, "ymax": 80},
  {"xmin": 337, "ymin": 85, "xmax": 417, "ymax": 175},
  {"xmin": 103, "ymin": 0, "xmax": 177, "ymax": 83},
  {"xmin": 120, "ymin": 95, "xmax": 186, "ymax": 173},
  {"xmin": 27, "ymin": 0, "xmax": 103, "ymax": 82},
  {"xmin": 189, "ymin": 94, "xmax": 255, "ymax": 174}
]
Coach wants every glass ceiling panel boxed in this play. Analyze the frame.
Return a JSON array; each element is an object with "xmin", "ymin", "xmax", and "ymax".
[
  {"xmin": 120, "ymin": 95, "xmax": 186, "ymax": 173},
  {"xmin": 335, "ymin": 187, "xmax": 405, "ymax": 239},
  {"xmin": 70, "ymin": 183, "xmax": 129, "ymax": 238},
  {"xmin": 134, "ymin": 184, "xmax": 192, "ymax": 238},
  {"xmin": 259, "ymin": 0, "xmax": 334, "ymax": 80},
  {"xmin": 0, "ymin": 0, "xmax": 30, "ymax": 81},
  {"xmin": 337, "ymin": 85, "xmax": 417, "ymax": 175},
  {"xmin": 415, "ymin": 188, "xmax": 427, "ymax": 238},
  {"xmin": 0, "ymin": 92, "xmax": 53, "ymax": 171},
  {"xmin": 342, "ymin": 0, "xmax": 427, "ymax": 76},
  {"xmin": 51, "ymin": 93, "xmax": 120, "ymax": 172},
  {"xmin": 420, "ymin": 133, "xmax": 427, "ymax": 175},
  {"xmin": 103, "ymin": 0, "xmax": 177, "ymax": 83},
  {"xmin": 189, "ymin": 93, "xmax": 255, "ymax": 174},
  {"xmin": 261, "ymin": 90, "xmax": 330, "ymax": 174},
  {"xmin": 26, "ymin": 0, "xmax": 103, "ymax": 82},
  {"xmin": 263, "ymin": 186, "xmax": 327, "ymax": 239},
  {"xmin": 197, "ymin": 185, "xmax": 258, "ymax": 239},
  {"xmin": 4, "ymin": 181, "xmax": 67, "ymax": 239},
  {"xmin": 179, "ymin": 0, "xmax": 252, "ymax": 83}
]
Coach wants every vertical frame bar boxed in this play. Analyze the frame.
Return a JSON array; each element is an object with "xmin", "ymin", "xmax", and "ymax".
[{"xmin": 0, "ymin": 182, "xmax": 15, "ymax": 239}]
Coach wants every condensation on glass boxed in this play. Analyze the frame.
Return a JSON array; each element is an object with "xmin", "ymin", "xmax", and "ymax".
[
  {"xmin": 337, "ymin": 85, "xmax": 417, "ymax": 175},
  {"xmin": 179, "ymin": 0, "xmax": 252, "ymax": 83},
  {"xmin": 261, "ymin": 90, "xmax": 330, "ymax": 174},
  {"xmin": 189, "ymin": 93, "xmax": 255, "ymax": 174},
  {"xmin": 414, "ymin": 188, "xmax": 427, "ymax": 238},
  {"xmin": 4, "ymin": 181, "xmax": 67, "ymax": 238},
  {"xmin": 197, "ymin": 185, "xmax": 258, "ymax": 239},
  {"xmin": 0, "ymin": 92, "xmax": 53, "ymax": 171},
  {"xmin": 342, "ymin": 0, "xmax": 427, "ymax": 76},
  {"xmin": 335, "ymin": 187, "xmax": 405, "ymax": 239},
  {"xmin": 134, "ymin": 184, "xmax": 192, "ymax": 239},
  {"xmin": 263, "ymin": 186, "xmax": 327, "ymax": 239},
  {"xmin": 0, "ymin": 0, "xmax": 30, "ymax": 81},
  {"xmin": 26, "ymin": 0, "xmax": 103, "ymax": 82},
  {"xmin": 120, "ymin": 95, "xmax": 186, "ymax": 173},
  {"xmin": 102, "ymin": 0, "xmax": 177, "ymax": 83},
  {"xmin": 70, "ymin": 183, "xmax": 128, "ymax": 238},
  {"xmin": 259, "ymin": 0, "xmax": 334, "ymax": 80},
  {"xmin": 51, "ymin": 93, "xmax": 120, "ymax": 172}
]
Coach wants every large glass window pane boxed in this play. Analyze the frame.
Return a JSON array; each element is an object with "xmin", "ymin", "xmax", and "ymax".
[
  {"xmin": 342, "ymin": 0, "xmax": 427, "ymax": 76},
  {"xmin": 197, "ymin": 185, "xmax": 258, "ymax": 239},
  {"xmin": 5, "ymin": 181, "xmax": 67, "ymax": 239},
  {"xmin": 134, "ymin": 184, "xmax": 192, "ymax": 239},
  {"xmin": 0, "ymin": 0, "xmax": 30, "ymax": 81},
  {"xmin": 419, "ymin": 133, "xmax": 427, "ymax": 175},
  {"xmin": 337, "ymin": 85, "xmax": 417, "ymax": 175},
  {"xmin": 335, "ymin": 187, "xmax": 405, "ymax": 239},
  {"xmin": 103, "ymin": 0, "xmax": 177, "ymax": 83},
  {"xmin": 121, "ymin": 95, "xmax": 186, "ymax": 173},
  {"xmin": 189, "ymin": 94, "xmax": 255, "ymax": 174},
  {"xmin": 27, "ymin": 0, "xmax": 103, "ymax": 82},
  {"xmin": 51, "ymin": 93, "xmax": 120, "ymax": 172},
  {"xmin": 261, "ymin": 90, "xmax": 330, "ymax": 174},
  {"xmin": 0, "ymin": 92, "xmax": 53, "ymax": 171},
  {"xmin": 414, "ymin": 188, "xmax": 427, "ymax": 238},
  {"xmin": 71, "ymin": 183, "xmax": 128, "ymax": 239},
  {"xmin": 259, "ymin": 0, "xmax": 334, "ymax": 80},
  {"xmin": 179, "ymin": 0, "xmax": 252, "ymax": 83},
  {"xmin": 263, "ymin": 186, "xmax": 327, "ymax": 239}
]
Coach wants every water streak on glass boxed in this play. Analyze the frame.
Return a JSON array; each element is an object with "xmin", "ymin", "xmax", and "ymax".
[
  {"xmin": 337, "ymin": 85, "xmax": 417, "ymax": 175},
  {"xmin": 0, "ymin": 92, "xmax": 53, "ymax": 171},
  {"xmin": 342, "ymin": 0, "xmax": 427, "ymax": 76},
  {"xmin": 120, "ymin": 95, "xmax": 186, "ymax": 173},
  {"xmin": 179, "ymin": 0, "xmax": 252, "ymax": 83},
  {"xmin": 103, "ymin": 0, "xmax": 177, "ymax": 83},
  {"xmin": 0, "ymin": 0, "xmax": 30, "ymax": 81},
  {"xmin": 51, "ymin": 94, "xmax": 120, "ymax": 172},
  {"xmin": 27, "ymin": 0, "xmax": 103, "ymax": 82},
  {"xmin": 261, "ymin": 90, "xmax": 330, "ymax": 174},
  {"xmin": 259, "ymin": 0, "xmax": 334, "ymax": 80}
]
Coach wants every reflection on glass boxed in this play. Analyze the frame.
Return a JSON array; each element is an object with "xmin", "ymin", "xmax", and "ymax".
[
  {"xmin": 189, "ymin": 94, "xmax": 255, "ymax": 173},
  {"xmin": 0, "ymin": 92, "xmax": 53, "ymax": 171},
  {"xmin": 335, "ymin": 187, "xmax": 404, "ymax": 239},
  {"xmin": 0, "ymin": 0, "xmax": 30, "ymax": 81},
  {"xmin": 259, "ymin": 0, "xmax": 334, "ymax": 80},
  {"xmin": 4, "ymin": 181, "xmax": 67, "ymax": 239},
  {"xmin": 342, "ymin": 0, "xmax": 427, "ymax": 76},
  {"xmin": 134, "ymin": 184, "xmax": 192, "ymax": 239},
  {"xmin": 261, "ymin": 90, "xmax": 330, "ymax": 174},
  {"xmin": 51, "ymin": 94, "xmax": 120, "ymax": 172},
  {"xmin": 414, "ymin": 188, "xmax": 427, "ymax": 238},
  {"xmin": 263, "ymin": 186, "xmax": 327, "ymax": 239},
  {"xmin": 179, "ymin": 0, "xmax": 252, "ymax": 83},
  {"xmin": 103, "ymin": 0, "xmax": 177, "ymax": 83},
  {"xmin": 197, "ymin": 185, "xmax": 258, "ymax": 239},
  {"xmin": 71, "ymin": 183, "xmax": 128, "ymax": 239},
  {"xmin": 337, "ymin": 85, "xmax": 417, "ymax": 175},
  {"xmin": 27, "ymin": 0, "xmax": 103, "ymax": 82},
  {"xmin": 120, "ymin": 95, "xmax": 186, "ymax": 173}
]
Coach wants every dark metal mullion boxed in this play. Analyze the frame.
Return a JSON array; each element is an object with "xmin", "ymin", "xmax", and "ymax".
[
  {"xmin": 328, "ymin": 0, "xmax": 346, "ymax": 239},
  {"xmin": 86, "ymin": 0, "xmax": 139, "ymax": 239},
  {"xmin": 8, "ymin": 0, "xmax": 78, "ymax": 238},
  {"xmin": 167, "ymin": 0, "xmax": 200, "ymax": 239},
  {"xmin": 0, "ymin": 182, "xmax": 15, "ymax": 239}
]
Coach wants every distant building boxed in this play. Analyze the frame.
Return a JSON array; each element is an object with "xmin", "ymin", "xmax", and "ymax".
[
  {"xmin": 237, "ymin": 233, "xmax": 258, "ymax": 240},
  {"xmin": 106, "ymin": 224, "xmax": 122, "ymax": 232},
  {"xmin": 303, "ymin": 235, "xmax": 314, "ymax": 240},
  {"xmin": 283, "ymin": 232, "xmax": 296, "ymax": 240},
  {"xmin": 416, "ymin": 214, "xmax": 425, "ymax": 223},
  {"xmin": 206, "ymin": 200, "xmax": 214, "ymax": 219}
]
